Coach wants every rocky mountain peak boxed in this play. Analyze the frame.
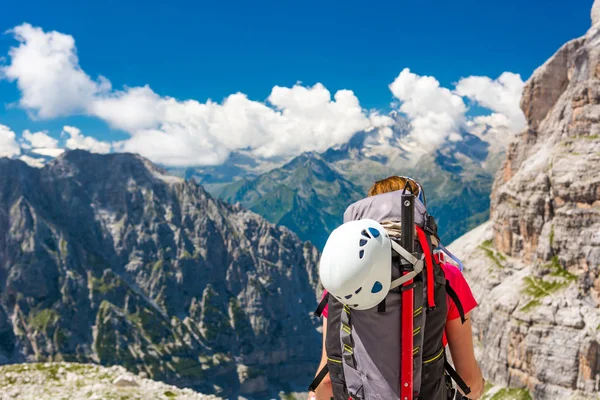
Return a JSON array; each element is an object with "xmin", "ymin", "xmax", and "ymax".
[
  {"xmin": 593, "ymin": 0, "xmax": 600, "ymax": 26},
  {"xmin": 452, "ymin": 2, "xmax": 600, "ymax": 398},
  {"xmin": 493, "ymin": 8, "xmax": 600, "ymax": 265},
  {"xmin": 49, "ymin": 149, "xmax": 184, "ymax": 187},
  {"xmin": 0, "ymin": 151, "xmax": 321, "ymax": 398}
]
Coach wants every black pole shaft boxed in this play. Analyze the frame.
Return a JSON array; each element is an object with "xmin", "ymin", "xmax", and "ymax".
[{"xmin": 401, "ymin": 193, "xmax": 415, "ymax": 253}]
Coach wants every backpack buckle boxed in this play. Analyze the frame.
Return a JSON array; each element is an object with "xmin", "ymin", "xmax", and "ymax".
[
  {"xmin": 433, "ymin": 250, "xmax": 445, "ymax": 265},
  {"xmin": 424, "ymin": 214, "xmax": 438, "ymax": 236}
]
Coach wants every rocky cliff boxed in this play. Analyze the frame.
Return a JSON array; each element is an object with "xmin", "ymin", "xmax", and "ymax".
[
  {"xmin": 451, "ymin": 3, "xmax": 600, "ymax": 399},
  {"xmin": 0, "ymin": 150, "xmax": 321, "ymax": 398}
]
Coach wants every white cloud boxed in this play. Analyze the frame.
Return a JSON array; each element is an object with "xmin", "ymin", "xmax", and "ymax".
[
  {"xmin": 90, "ymin": 86, "xmax": 164, "ymax": 132},
  {"xmin": 19, "ymin": 154, "xmax": 46, "ymax": 168},
  {"xmin": 62, "ymin": 126, "xmax": 112, "ymax": 154},
  {"xmin": 102, "ymin": 85, "xmax": 377, "ymax": 166},
  {"xmin": 389, "ymin": 68, "xmax": 467, "ymax": 147},
  {"xmin": 0, "ymin": 125, "xmax": 21, "ymax": 157},
  {"xmin": 3, "ymin": 24, "xmax": 525, "ymax": 167},
  {"xmin": 466, "ymin": 113, "xmax": 517, "ymax": 147},
  {"xmin": 2, "ymin": 24, "xmax": 109, "ymax": 119},
  {"xmin": 22, "ymin": 129, "xmax": 59, "ymax": 148},
  {"xmin": 3, "ymin": 24, "xmax": 387, "ymax": 166},
  {"xmin": 455, "ymin": 72, "xmax": 526, "ymax": 133},
  {"xmin": 31, "ymin": 147, "xmax": 65, "ymax": 157},
  {"xmin": 21, "ymin": 129, "xmax": 65, "ymax": 158},
  {"xmin": 389, "ymin": 68, "xmax": 525, "ymax": 147}
]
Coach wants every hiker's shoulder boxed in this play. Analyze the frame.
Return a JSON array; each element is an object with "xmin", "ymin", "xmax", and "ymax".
[{"xmin": 440, "ymin": 262, "xmax": 467, "ymax": 285}]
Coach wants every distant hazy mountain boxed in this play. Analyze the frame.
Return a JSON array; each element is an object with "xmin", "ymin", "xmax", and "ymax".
[
  {"xmin": 216, "ymin": 114, "xmax": 502, "ymax": 248},
  {"xmin": 0, "ymin": 150, "xmax": 320, "ymax": 398},
  {"xmin": 219, "ymin": 152, "xmax": 364, "ymax": 249}
]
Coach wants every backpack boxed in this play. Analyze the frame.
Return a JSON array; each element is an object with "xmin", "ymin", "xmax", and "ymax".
[{"xmin": 309, "ymin": 190, "xmax": 470, "ymax": 400}]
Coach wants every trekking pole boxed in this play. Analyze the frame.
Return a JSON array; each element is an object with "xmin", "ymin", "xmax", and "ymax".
[{"xmin": 400, "ymin": 191, "xmax": 415, "ymax": 400}]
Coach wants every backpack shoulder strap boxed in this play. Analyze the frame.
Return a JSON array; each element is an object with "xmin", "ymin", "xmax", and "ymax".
[
  {"xmin": 308, "ymin": 364, "xmax": 329, "ymax": 392},
  {"xmin": 445, "ymin": 280, "xmax": 467, "ymax": 324},
  {"xmin": 314, "ymin": 292, "xmax": 329, "ymax": 317},
  {"xmin": 445, "ymin": 360, "xmax": 471, "ymax": 396},
  {"xmin": 415, "ymin": 226, "xmax": 436, "ymax": 310}
]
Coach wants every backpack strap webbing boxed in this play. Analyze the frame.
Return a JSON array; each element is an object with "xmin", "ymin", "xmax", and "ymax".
[
  {"xmin": 308, "ymin": 363, "xmax": 329, "ymax": 392},
  {"xmin": 445, "ymin": 280, "xmax": 467, "ymax": 324},
  {"xmin": 314, "ymin": 292, "xmax": 329, "ymax": 317},
  {"xmin": 415, "ymin": 226, "xmax": 436, "ymax": 310},
  {"xmin": 444, "ymin": 361, "xmax": 471, "ymax": 396},
  {"xmin": 340, "ymin": 305, "xmax": 357, "ymax": 369}
]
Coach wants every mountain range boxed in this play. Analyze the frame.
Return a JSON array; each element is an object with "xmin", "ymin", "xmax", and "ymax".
[
  {"xmin": 209, "ymin": 114, "xmax": 501, "ymax": 249},
  {"xmin": 0, "ymin": 150, "xmax": 321, "ymax": 398}
]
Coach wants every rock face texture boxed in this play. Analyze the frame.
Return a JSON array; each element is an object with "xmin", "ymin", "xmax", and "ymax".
[
  {"xmin": 593, "ymin": 0, "xmax": 600, "ymax": 27},
  {"xmin": 451, "ymin": 4, "xmax": 600, "ymax": 399},
  {"xmin": 0, "ymin": 150, "xmax": 321, "ymax": 398}
]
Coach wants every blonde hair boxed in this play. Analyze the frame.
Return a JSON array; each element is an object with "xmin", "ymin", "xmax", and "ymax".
[{"xmin": 368, "ymin": 176, "xmax": 421, "ymax": 197}]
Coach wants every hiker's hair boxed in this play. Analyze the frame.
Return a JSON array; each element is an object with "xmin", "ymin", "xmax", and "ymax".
[{"xmin": 368, "ymin": 176, "xmax": 421, "ymax": 197}]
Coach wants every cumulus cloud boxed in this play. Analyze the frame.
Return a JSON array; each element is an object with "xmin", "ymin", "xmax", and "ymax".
[
  {"xmin": 2, "ymin": 24, "xmax": 526, "ymax": 166},
  {"xmin": 31, "ymin": 147, "xmax": 66, "ymax": 157},
  {"xmin": 389, "ymin": 68, "xmax": 525, "ymax": 146},
  {"xmin": 18, "ymin": 154, "xmax": 46, "ymax": 168},
  {"xmin": 2, "ymin": 24, "xmax": 109, "ymax": 119},
  {"xmin": 62, "ymin": 126, "xmax": 112, "ymax": 154},
  {"xmin": 20, "ymin": 129, "xmax": 65, "ymax": 157},
  {"xmin": 22, "ymin": 129, "xmax": 58, "ymax": 148},
  {"xmin": 2, "ymin": 24, "xmax": 386, "ymax": 166},
  {"xmin": 455, "ymin": 72, "xmax": 526, "ymax": 132},
  {"xmin": 389, "ymin": 68, "xmax": 467, "ymax": 147},
  {"xmin": 0, "ymin": 125, "xmax": 21, "ymax": 158}
]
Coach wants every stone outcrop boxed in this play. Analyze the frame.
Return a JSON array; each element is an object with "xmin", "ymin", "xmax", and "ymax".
[
  {"xmin": 451, "ymin": 3, "xmax": 600, "ymax": 398},
  {"xmin": 0, "ymin": 362, "xmax": 222, "ymax": 399}
]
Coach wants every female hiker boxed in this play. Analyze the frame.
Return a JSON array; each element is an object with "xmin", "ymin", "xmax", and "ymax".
[{"xmin": 309, "ymin": 176, "xmax": 485, "ymax": 400}]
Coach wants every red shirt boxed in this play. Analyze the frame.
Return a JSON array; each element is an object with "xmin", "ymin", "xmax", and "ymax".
[
  {"xmin": 440, "ymin": 262, "xmax": 477, "ymax": 345},
  {"xmin": 320, "ymin": 262, "xmax": 477, "ymax": 346}
]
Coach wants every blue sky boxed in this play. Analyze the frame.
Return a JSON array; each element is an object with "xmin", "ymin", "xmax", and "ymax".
[{"xmin": 0, "ymin": 0, "xmax": 594, "ymax": 165}]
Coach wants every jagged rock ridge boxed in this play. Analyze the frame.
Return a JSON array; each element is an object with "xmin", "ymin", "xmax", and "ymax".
[{"xmin": 0, "ymin": 150, "xmax": 321, "ymax": 398}]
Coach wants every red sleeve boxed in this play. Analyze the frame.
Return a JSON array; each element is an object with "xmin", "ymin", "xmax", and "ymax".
[
  {"xmin": 321, "ymin": 290, "xmax": 329, "ymax": 319},
  {"xmin": 442, "ymin": 263, "xmax": 478, "ymax": 321}
]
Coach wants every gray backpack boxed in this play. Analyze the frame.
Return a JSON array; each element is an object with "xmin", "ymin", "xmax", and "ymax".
[{"xmin": 310, "ymin": 190, "xmax": 470, "ymax": 400}]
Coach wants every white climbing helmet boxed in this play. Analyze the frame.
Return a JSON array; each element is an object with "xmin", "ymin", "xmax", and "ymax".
[{"xmin": 319, "ymin": 219, "xmax": 392, "ymax": 311}]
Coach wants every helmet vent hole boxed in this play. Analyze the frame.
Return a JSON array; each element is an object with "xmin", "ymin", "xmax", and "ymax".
[
  {"xmin": 368, "ymin": 228, "xmax": 380, "ymax": 238},
  {"xmin": 344, "ymin": 294, "xmax": 353, "ymax": 299},
  {"xmin": 352, "ymin": 304, "xmax": 359, "ymax": 308},
  {"xmin": 371, "ymin": 281, "xmax": 383, "ymax": 294},
  {"xmin": 359, "ymin": 250, "xmax": 365, "ymax": 259},
  {"xmin": 361, "ymin": 230, "xmax": 371, "ymax": 239},
  {"xmin": 359, "ymin": 239, "xmax": 367, "ymax": 247},
  {"xmin": 355, "ymin": 287, "xmax": 362, "ymax": 294}
]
